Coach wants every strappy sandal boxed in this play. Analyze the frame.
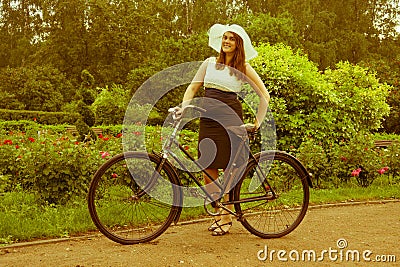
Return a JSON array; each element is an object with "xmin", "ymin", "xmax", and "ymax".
[
  {"xmin": 208, "ymin": 219, "xmax": 221, "ymax": 231},
  {"xmin": 212, "ymin": 222, "xmax": 232, "ymax": 236}
]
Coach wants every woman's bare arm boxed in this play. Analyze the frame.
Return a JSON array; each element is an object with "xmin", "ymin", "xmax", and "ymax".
[{"xmin": 245, "ymin": 63, "xmax": 270, "ymax": 128}]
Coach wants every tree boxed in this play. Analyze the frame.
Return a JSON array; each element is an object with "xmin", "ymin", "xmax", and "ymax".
[
  {"xmin": 246, "ymin": 0, "xmax": 400, "ymax": 70},
  {"xmin": 75, "ymin": 70, "xmax": 97, "ymax": 141},
  {"xmin": 0, "ymin": 65, "xmax": 73, "ymax": 111},
  {"xmin": 0, "ymin": 0, "xmax": 45, "ymax": 67},
  {"xmin": 234, "ymin": 12, "xmax": 301, "ymax": 49}
]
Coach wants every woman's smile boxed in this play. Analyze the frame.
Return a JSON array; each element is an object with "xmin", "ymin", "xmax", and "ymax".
[{"xmin": 221, "ymin": 32, "xmax": 236, "ymax": 53}]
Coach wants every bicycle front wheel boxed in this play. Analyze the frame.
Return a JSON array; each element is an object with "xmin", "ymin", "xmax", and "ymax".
[
  {"xmin": 88, "ymin": 152, "xmax": 182, "ymax": 244},
  {"xmin": 234, "ymin": 151, "xmax": 309, "ymax": 238}
]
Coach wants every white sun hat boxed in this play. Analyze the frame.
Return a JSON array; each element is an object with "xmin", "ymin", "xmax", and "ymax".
[{"xmin": 208, "ymin": 23, "xmax": 258, "ymax": 61}]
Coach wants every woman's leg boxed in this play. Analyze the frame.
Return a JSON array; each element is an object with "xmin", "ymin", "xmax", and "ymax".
[
  {"xmin": 204, "ymin": 169, "xmax": 233, "ymax": 235},
  {"xmin": 204, "ymin": 168, "xmax": 219, "ymax": 208}
]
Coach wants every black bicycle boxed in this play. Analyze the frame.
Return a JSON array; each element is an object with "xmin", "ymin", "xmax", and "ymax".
[{"xmin": 88, "ymin": 105, "xmax": 312, "ymax": 244}]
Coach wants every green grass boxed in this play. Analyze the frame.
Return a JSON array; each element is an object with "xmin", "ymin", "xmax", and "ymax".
[
  {"xmin": 1, "ymin": 179, "xmax": 399, "ymax": 246},
  {"xmin": 309, "ymin": 178, "xmax": 400, "ymax": 205}
]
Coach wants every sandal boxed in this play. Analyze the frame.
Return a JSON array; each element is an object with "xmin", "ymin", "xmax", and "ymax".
[
  {"xmin": 208, "ymin": 219, "xmax": 221, "ymax": 231},
  {"xmin": 212, "ymin": 222, "xmax": 232, "ymax": 236}
]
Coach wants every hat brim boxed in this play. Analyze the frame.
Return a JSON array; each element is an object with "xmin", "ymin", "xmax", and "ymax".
[{"xmin": 208, "ymin": 24, "xmax": 258, "ymax": 61}]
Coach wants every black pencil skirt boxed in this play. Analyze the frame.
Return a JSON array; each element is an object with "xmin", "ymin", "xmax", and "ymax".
[{"xmin": 198, "ymin": 88, "xmax": 245, "ymax": 170}]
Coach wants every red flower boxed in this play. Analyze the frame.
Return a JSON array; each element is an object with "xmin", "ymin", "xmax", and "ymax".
[
  {"xmin": 28, "ymin": 137, "xmax": 35, "ymax": 142},
  {"xmin": 377, "ymin": 167, "xmax": 389, "ymax": 175},
  {"xmin": 3, "ymin": 140, "xmax": 13, "ymax": 145},
  {"xmin": 98, "ymin": 134, "xmax": 104, "ymax": 139},
  {"xmin": 74, "ymin": 141, "xmax": 80, "ymax": 145},
  {"xmin": 351, "ymin": 168, "xmax": 362, "ymax": 177},
  {"xmin": 33, "ymin": 117, "xmax": 37, "ymax": 122},
  {"xmin": 15, "ymin": 145, "xmax": 20, "ymax": 149},
  {"xmin": 116, "ymin": 133, "xmax": 122, "ymax": 138},
  {"xmin": 101, "ymin": 151, "xmax": 110, "ymax": 159},
  {"xmin": 112, "ymin": 173, "xmax": 118, "ymax": 179},
  {"xmin": 184, "ymin": 145, "xmax": 189, "ymax": 150},
  {"xmin": 340, "ymin": 156, "xmax": 347, "ymax": 161}
]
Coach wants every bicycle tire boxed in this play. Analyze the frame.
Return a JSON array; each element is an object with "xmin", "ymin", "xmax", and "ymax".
[
  {"xmin": 88, "ymin": 151, "xmax": 182, "ymax": 244},
  {"xmin": 234, "ymin": 151, "xmax": 309, "ymax": 238}
]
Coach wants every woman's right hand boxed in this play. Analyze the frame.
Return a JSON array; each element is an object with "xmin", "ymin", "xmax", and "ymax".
[{"xmin": 241, "ymin": 123, "xmax": 257, "ymax": 133}]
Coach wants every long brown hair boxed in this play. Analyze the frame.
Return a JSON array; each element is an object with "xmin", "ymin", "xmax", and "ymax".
[{"xmin": 216, "ymin": 31, "xmax": 246, "ymax": 81}]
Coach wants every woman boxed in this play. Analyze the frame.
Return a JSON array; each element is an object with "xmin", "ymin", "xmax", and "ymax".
[{"xmin": 180, "ymin": 24, "xmax": 270, "ymax": 236}]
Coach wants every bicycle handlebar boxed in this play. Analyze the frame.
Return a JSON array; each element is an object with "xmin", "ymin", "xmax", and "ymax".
[
  {"xmin": 168, "ymin": 105, "xmax": 206, "ymax": 114},
  {"xmin": 168, "ymin": 105, "xmax": 206, "ymax": 121}
]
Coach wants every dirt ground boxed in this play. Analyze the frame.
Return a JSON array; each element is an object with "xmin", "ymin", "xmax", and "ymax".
[{"xmin": 1, "ymin": 201, "xmax": 399, "ymax": 267}]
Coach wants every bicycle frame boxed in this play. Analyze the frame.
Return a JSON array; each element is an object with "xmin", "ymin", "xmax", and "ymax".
[{"xmin": 155, "ymin": 107, "xmax": 277, "ymax": 215}]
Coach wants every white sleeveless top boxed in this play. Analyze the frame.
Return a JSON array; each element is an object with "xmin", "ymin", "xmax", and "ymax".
[{"xmin": 203, "ymin": 57, "xmax": 244, "ymax": 93}]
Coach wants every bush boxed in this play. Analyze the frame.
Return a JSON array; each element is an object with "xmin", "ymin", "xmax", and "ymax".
[
  {"xmin": 0, "ymin": 65, "xmax": 74, "ymax": 111},
  {"xmin": 251, "ymin": 43, "xmax": 391, "ymax": 151},
  {"xmin": 295, "ymin": 133, "xmax": 399, "ymax": 188},
  {"xmin": 74, "ymin": 70, "xmax": 97, "ymax": 141},
  {"xmin": 0, "ymin": 109, "xmax": 79, "ymax": 125},
  {"xmin": 92, "ymin": 84, "xmax": 130, "ymax": 125},
  {"xmin": 0, "ymin": 125, "xmax": 198, "ymax": 204}
]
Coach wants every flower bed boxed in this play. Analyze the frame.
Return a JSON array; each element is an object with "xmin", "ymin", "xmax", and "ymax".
[{"xmin": 0, "ymin": 124, "xmax": 198, "ymax": 204}]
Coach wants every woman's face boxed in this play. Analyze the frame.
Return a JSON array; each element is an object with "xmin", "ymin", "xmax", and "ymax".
[{"xmin": 221, "ymin": 31, "xmax": 237, "ymax": 54}]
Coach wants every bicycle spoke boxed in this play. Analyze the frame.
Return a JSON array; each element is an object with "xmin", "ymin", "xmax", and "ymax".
[
  {"xmin": 88, "ymin": 152, "xmax": 181, "ymax": 244},
  {"xmin": 235, "ymin": 151, "xmax": 309, "ymax": 238}
]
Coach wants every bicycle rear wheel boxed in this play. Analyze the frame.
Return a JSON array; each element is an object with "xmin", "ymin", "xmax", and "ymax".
[
  {"xmin": 88, "ymin": 152, "xmax": 182, "ymax": 244},
  {"xmin": 234, "ymin": 151, "xmax": 309, "ymax": 238}
]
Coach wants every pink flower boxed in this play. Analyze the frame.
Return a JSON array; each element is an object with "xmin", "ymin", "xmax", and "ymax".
[
  {"xmin": 101, "ymin": 151, "xmax": 110, "ymax": 159},
  {"xmin": 133, "ymin": 131, "xmax": 142, "ymax": 136},
  {"xmin": 351, "ymin": 168, "xmax": 362, "ymax": 177},
  {"xmin": 377, "ymin": 167, "xmax": 389, "ymax": 175}
]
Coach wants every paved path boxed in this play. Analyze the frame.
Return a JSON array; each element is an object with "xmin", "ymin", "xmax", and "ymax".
[{"xmin": 1, "ymin": 201, "xmax": 399, "ymax": 267}]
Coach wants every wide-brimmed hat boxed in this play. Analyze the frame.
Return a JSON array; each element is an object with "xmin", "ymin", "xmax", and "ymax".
[{"xmin": 208, "ymin": 23, "xmax": 258, "ymax": 60}]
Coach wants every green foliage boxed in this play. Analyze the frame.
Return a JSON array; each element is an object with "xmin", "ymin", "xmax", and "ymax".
[
  {"xmin": 77, "ymin": 103, "xmax": 95, "ymax": 127},
  {"xmin": 295, "ymin": 133, "xmax": 400, "ymax": 188},
  {"xmin": 0, "ymin": 65, "xmax": 75, "ymax": 111},
  {"xmin": 0, "ymin": 130, "xmax": 121, "ymax": 204},
  {"xmin": 235, "ymin": 12, "xmax": 301, "ymax": 49},
  {"xmin": 323, "ymin": 61, "xmax": 391, "ymax": 133},
  {"xmin": 92, "ymin": 85, "xmax": 130, "ymax": 125},
  {"xmin": 74, "ymin": 70, "xmax": 97, "ymax": 141},
  {"xmin": 0, "ymin": 124, "xmax": 195, "ymax": 204},
  {"xmin": 360, "ymin": 51, "xmax": 400, "ymax": 134},
  {"xmin": 0, "ymin": 109, "xmax": 79, "ymax": 125},
  {"xmin": 251, "ymin": 43, "xmax": 390, "ymax": 150}
]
